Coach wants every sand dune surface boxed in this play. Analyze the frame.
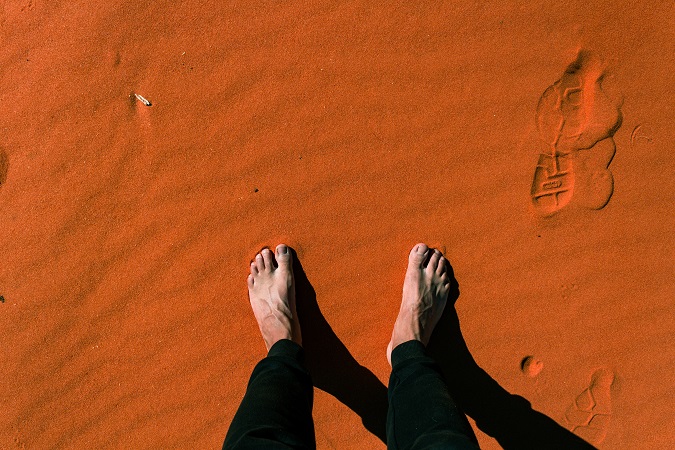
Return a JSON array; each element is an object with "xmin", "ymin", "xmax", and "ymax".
[{"xmin": 1, "ymin": 1, "xmax": 673, "ymax": 448}]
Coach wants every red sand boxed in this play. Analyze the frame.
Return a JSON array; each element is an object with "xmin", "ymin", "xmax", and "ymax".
[{"xmin": 1, "ymin": 1, "xmax": 673, "ymax": 448}]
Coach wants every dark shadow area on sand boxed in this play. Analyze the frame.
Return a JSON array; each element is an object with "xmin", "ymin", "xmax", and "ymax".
[
  {"xmin": 292, "ymin": 249, "xmax": 597, "ymax": 449},
  {"xmin": 293, "ymin": 251, "xmax": 390, "ymax": 441}
]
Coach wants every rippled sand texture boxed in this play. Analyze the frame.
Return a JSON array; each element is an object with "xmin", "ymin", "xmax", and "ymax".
[{"xmin": 1, "ymin": 1, "xmax": 673, "ymax": 449}]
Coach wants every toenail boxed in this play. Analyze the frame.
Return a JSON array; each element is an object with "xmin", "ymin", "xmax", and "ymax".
[{"xmin": 278, "ymin": 245, "xmax": 288, "ymax": 254}]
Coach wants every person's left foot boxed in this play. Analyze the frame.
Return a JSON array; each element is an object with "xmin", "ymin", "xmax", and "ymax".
[
  {"xmin": 247, "ymin": 244, "xmax": 301, "ymax": 350},
  {"xmin": 387, "ymin": 243, "xmax": 451, "ymax": 366}
]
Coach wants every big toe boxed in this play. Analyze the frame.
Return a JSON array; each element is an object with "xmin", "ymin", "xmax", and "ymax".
[
  {"xmin": 275, "ymin": 244, "xmax": 292, "ymax": 268},
  {"xmin": 408, "ymin": 243, "xmax": 429, "ymax": 267}
]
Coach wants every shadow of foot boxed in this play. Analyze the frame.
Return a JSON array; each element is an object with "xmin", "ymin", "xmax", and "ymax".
[
  {"xmin": 292, "ymin": 250, "xmax": 388, "ymax": 443},
  {"xmin": 426, "ymin": 263, "xmax": 598, "ymax": 450}
]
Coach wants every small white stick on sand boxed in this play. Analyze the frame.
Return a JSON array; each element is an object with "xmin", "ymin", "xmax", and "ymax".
[{"xmin": 134, "ymin": 93, "xmax": 152, "ymax": 106}]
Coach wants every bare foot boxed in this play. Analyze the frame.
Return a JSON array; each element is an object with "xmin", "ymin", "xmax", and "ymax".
[
  {"xmin": 387, "ymin": 243, "xmax": 451, "ymax": 366},
  {"xmin": 247, "ymin": 244, "xmax": 301, "ymax": 350}
]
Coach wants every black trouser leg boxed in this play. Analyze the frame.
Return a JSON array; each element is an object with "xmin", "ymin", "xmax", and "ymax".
[
  {"xmin": 387, "ymin": 340, "xmax": 480, "ymax": 450},
  {"xmin": 223, "ymin": 339, "xmax": 316, "ymax": 450}
]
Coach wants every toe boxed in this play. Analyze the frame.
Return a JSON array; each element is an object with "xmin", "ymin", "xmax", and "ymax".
[
  {"xmin": 250, "ymin": 261, "xmax": 259, "ymax": 275},
  {"xmin": 440, "ymin": 271, "xmax": 450, "ymax": 284},
  {"xmin": 408, "ymin": 243, "xmax": 429, "ymax": 267},
  {"xmin": 275, "ymin": 244, "xmax": 292, "ymax": 268},
  {"xmin": 436, "ymin": 257, "xmax": 447, "ymax": 275},
  {"xmin": 255, "ymin": 253, "xmax": 265, "ymax": 271},
  {"xmin": 247, "ymin": 274, "xmax": 254, "ymax": 288},
  {"xmin": 426, "ymin": 249, "xmax": 442, "ymax": 273},
  {"xmin": 261, "ymin": 248, "xmax": 274, "ymax": 270}
]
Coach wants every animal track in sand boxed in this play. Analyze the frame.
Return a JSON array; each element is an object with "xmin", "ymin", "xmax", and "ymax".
[
  {"xmin": 531, "ymin": 50, "xmax": 623, "ymax": 216},
  {"xmin": 21, "ymin": 0, "xmax": 35, "ymax": 12},
  {"xmin": 565, "ymin": 367, "xmax": 615, "ymax": 445}
]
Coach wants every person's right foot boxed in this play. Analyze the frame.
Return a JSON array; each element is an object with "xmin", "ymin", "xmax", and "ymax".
[{"xmin": 387, "ymin": 243, "xmax": 451, "ymax": 366}]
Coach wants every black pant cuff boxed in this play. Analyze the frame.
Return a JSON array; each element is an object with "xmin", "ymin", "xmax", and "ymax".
[
  {"xmin": 267, "ymin": 339, "xmax": 305, "ymax": 363},
  {"xmin": 391, "ymin": 340, "xmax": 427, "ymax": 368}
]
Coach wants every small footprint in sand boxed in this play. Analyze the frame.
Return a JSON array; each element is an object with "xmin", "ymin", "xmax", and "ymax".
[
  {"xmin": 565, "ymin": 368, "xmax": 615, "ymax": 445},
  {"xmin": 531, "ymin": 50, "xmax": 623, "ymax": 216}
]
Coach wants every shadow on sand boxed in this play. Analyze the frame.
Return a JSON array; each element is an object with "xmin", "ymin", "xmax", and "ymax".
[{"xmin": 292, "ymin": 249, "xmax": 597, "ymax": 449}]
